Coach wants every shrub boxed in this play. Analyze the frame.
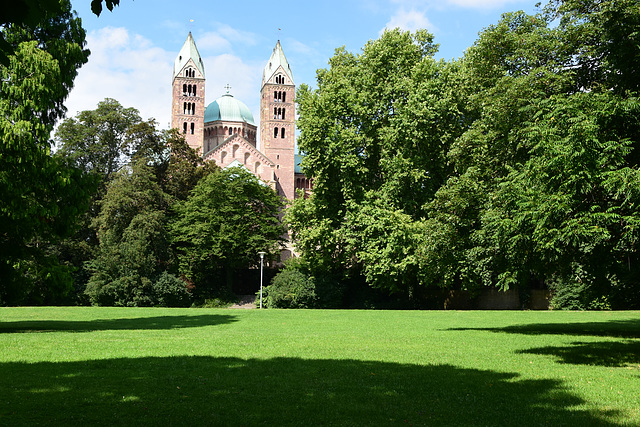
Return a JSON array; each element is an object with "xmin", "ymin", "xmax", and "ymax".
[
  {"xmin": 86, "ymin": 275, "xmax": 155, "ymax": 307},
  {"xmin": 263, "ymin": 269, "xmax": 317, "ymax": 308},
  {"xmin": 548, "ymin": 265, "xmax": 611, "ymax": 310},
  {"xmin": 153, "ymin": 272, "xmax": 191, "ymax": 307}
]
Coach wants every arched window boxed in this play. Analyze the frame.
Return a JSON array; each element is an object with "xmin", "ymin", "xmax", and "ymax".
[
  {"xmin": 183, "ymin": 122, "xmax": 187, "ymax": 134},
  {"xmin": 254, "ymin": 161, "xmax": 261, "ymax": 174},
  {"xmin": 221, "ymin": 151, "xmax": 227, "ymax": 163},
  {"xmin": 282, "ymin": 109, "xmax": 286, "ymax": 120},
  {"xmin": 233, "ymin": 144, "xmax": 239, "ymax": 158},
  {"xmin": 274, "ymin": 127, "xmax": 278, "ymax": 138},
  {"xmin": 190, "ymin": 123, "xmax": 195, "ymax": 135},
  {"xmin": 183, "ymin": 84, "xmax": 187, "ymax": 95},
  {"xmin": 193, "ymin": 84, "xmax": 197, "ymax": 96},
  {"xmin": 278, "ymin": 91, "xmax": 282, "ymax": 102},
  {"xmin": 282, "ymin": 92, "xmax": 286, "ymax": 103},
  {"xmin": 187, "ymin": 84, "xmax": 192, "ymax": 96},
  {"xmin": 281, "ymin": 128, "xmax": 286, "ymax": 138},
  {"xmin": 192, "ymin": 104, "xmax": 195, "ymax": 115},
  {"xmin": 244, "ymin": 152, "xmax": 250, "ymax": 164},
  {"xmin": 274, "ymin": 107, "xmax": 277, "ymax": 119},
  {"xmin": 183, "ymin": 102, "xmax": 187, "ymax": 114},
  {"xmin": 229, "ymin": 128, "xmax": 232, "ymax": 136},
  {"xmin": 274, "ymin": 91, "xmax": 277, "ymax": 102}
]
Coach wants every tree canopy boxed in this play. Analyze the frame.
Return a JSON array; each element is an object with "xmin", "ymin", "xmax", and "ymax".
[
  {"xmin": 290, "ymin": 29, "xmax": 469, "ymax": 296},
  {"xmin": 290, "ymin": 0, "xmax": 640, "ymax": 309},
  {"xmin": 0, "ymin": 0, "xmax": 94, "ymax": 304},
  {"xmin": 171, "ymin": 166, "xmax": 285, "ymax": 298}
]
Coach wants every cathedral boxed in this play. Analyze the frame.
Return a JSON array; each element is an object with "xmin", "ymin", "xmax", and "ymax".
[{"xmin": 171, "ymin": 33, "xmax": 311, "ymax": 200}]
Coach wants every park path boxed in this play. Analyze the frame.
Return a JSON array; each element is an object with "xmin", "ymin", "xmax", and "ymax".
[{"xmin": 229, "ymin": 295, "xmax": 256, "ymax": 309}]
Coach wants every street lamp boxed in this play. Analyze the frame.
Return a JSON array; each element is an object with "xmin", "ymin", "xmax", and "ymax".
[{"xmin": 258, "ymin": 251, "xmax": 266, "ymax": 309}]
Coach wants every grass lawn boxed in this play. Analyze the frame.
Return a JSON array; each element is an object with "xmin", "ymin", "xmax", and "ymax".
[{"xmin": 0, "ymin": 308, "xmax": 638, "ymax": 426}]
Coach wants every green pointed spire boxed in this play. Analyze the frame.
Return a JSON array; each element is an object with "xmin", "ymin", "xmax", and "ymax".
[
  {"xmin": 262, "ymin": 40, "xmax": 293, "ymax": 87},
  {"xmin": 174, "ymin": 32, "xmax": 205, "ymax": 79}
]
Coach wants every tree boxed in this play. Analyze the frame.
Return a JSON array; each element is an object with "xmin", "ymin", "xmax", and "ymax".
[
  {"xmin": 423, "ymin": 1, "xmax": 640, "ymax": 308},
  {"xmin": 54, "ymin": 101, "xmax": 217, "ymax": 301},
  {"xmin": 85, "ymin": 160, "xmax": 176, "ymax": 306},
  {"xmin": 289, "ymin": 29, "xmax": 469, "ymax": 297},
  {"xmin": 0, "ymin": 1, "xmax": 94, "ymax": 304},
  {"xmin": 171, "ymin": 166, "xmax": 284, "ymax": 298},
  {"xmin": 0, "ymin": 0, "xmax": 122, "ymax": 65},
  {"xmin": 55, "ymin": 98, "xmax": 144, "ymax": 186},
  {"xmin": 154, "ymin": 129, "xmax": 219, "ymax": 202}
]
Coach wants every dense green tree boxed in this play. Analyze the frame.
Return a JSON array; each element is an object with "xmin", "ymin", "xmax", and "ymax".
[
  {"xmin": 54, "ymin": 99, "xmax": 153, "ymax": 296},
  {"xmin": 292, "ymin": 0, "xmax": 640, "ymax": 308},
  {"xmin": 0, "ymin": 1, "xmax": 94, "ymax": 304},
  {"xmin": 53, "ymin": 100, "xmax": 216, "ymax": 301},
  {"xmin": 423, "ymin": 1, "xmax": 640, "ymax": 308},
  {"xmin": 85, "ymin": 160, "xmax": 177, "ymax": 306},
  {"xmin": 0, "ymin": 0, "xmax": 122, "ymax": 65},
  {"xmin": 289, "ymin": 29, "xmax": 469, "ymax": 297},
  {"xmin": 55, "ymin": 98, "xmax": 144, "ymax": 186},
  {"xmin": 171, "ymin": 166, "xmax": 284, "ymax": 298},
  {"xmin": 155, "ymin": 129, "xmax": 219, "ymax": 202}
]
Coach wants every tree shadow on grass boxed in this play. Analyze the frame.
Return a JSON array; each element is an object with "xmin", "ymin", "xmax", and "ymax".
[
  {"xmin": 445, "ymin": 319, "xmax": 640, "ymax": 368},
  {"xmin": 0, "ymin": 357, "xmax": 622, "ymax": 426},
  {"xmin": 0, "ymin": 314, "xmax": 237, "ymax": 333},
  {"xmin": 518, "ymin": 340, "xmax": 640, "ymax": 367},
  {"xmin": 446, "ymin": 319, "xmax": 640, "ymax": 338}
]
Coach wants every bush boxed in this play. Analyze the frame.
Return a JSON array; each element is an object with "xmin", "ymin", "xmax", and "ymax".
[
  {"xmin": 153, "ymin": 272, "xmax": 191, "ymax": 307},
  {"xmin": 263, "ymin": 269, "xmax": 317, "ymax": 308},
  {"xmin": 548, "ymin": 265, "xmax": 611, "ymax": 310},
  {"xmin": 86, "ymin": 275, "xmax": 155, "ymax": 307}
]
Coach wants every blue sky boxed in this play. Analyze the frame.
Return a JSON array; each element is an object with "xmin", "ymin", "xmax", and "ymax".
[{"xmin": 64, "ymin": 0, "xmax": 539, "ymax": 130}]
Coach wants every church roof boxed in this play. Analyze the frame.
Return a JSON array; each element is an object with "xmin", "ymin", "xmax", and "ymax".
[
  {"xmin": 174, "ymin": 32, "xmax": 205, "ymax": 78},
  {"xmin": 204, "ymin": 93, "xmax": 255, "ymax": 125},
  {"xmin": 262, "ymin": 40, "xmax": 293, "ymax": 87}
]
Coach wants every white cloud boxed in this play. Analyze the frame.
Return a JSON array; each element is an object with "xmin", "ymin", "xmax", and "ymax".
[
  {"xmin": 389, "ymin": 0, "xmax": 526, "ymax": 10},
  {"xmin": 197, "ymin": 24, "xmax": 259, "ymax": 53},
  {"xmin": 203, "ymin": 53, "xmax": 263, "ymax": 124},
  {"xmin": 217, "ymin": 24, "xmax": 258, "ymax": 46},
  {"xmin": 64, "ymin": 27, "xmax": 174, "ymax": 129},
  {"xmin": 286, "ymin": 39, "xmax": 315, "ymax": 57},
  {"xmin": 63, "ymin": 25, "xmax": 266, "ymax": 137},
  {"xmin": 445, "ymin": 0, "xmax": 525, "ymax": 8},
  {"xmin": 383, "ymin": 8, "xmax": 436, "ymax": 33},
  {"xmin": 197, "ymin": 32, "xmax": 232, "ymax": 52}
]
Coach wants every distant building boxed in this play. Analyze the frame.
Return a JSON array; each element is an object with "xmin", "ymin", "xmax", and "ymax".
[{"xmin": 171, "ymin": 33, "xmax": 309, "ymax": 200}]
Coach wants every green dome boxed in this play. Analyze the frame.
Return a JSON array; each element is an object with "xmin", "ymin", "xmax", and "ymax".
[{"xmin": 204, "ymin": 94, "xmax": 255, "ymax": 125}]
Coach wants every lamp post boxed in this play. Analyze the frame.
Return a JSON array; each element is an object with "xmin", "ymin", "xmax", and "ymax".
[{"xmin": 258, "ymin": 251, "xmax": 266, "ymax": 309}]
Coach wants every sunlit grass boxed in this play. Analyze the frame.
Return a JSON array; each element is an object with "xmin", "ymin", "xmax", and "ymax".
[{"xmin": 1, "ymin": 308, "xmax": 638, "ymax": 425}]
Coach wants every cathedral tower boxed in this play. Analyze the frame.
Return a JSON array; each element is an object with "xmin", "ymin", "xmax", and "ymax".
[
  {"xmin": 260, "ymin": 41, "xmax": 296, "ymax": 200},
  {"xmin": 171, "ymin": 32, "xmax": 205, "ymax": 153}
]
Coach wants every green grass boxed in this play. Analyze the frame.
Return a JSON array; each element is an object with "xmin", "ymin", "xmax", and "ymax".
[{"xmin": 0, "ymin": 308, "xmax": 638, "ymax": 426}]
